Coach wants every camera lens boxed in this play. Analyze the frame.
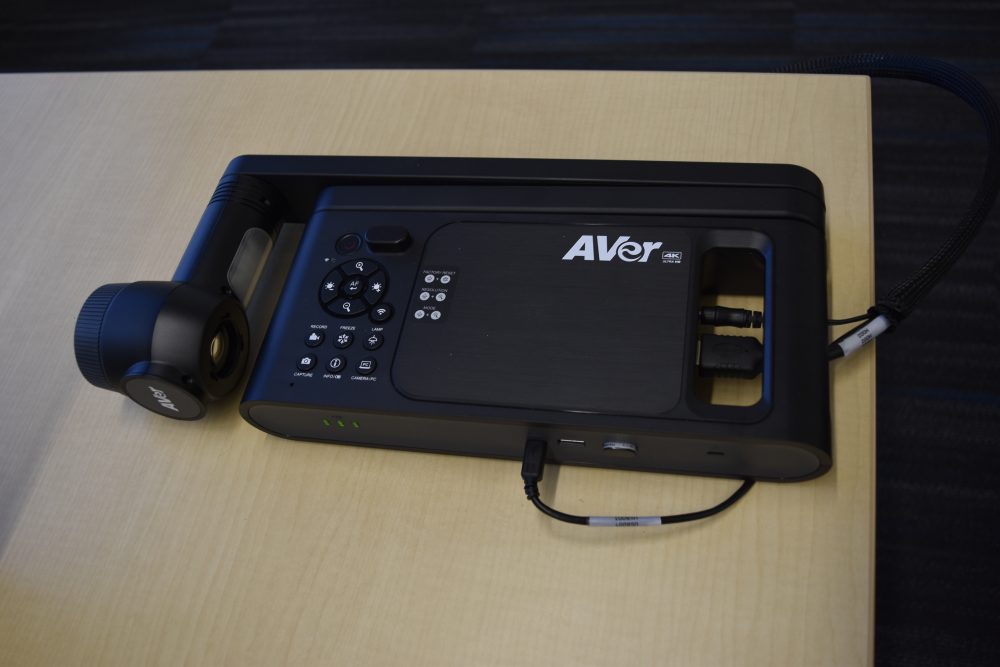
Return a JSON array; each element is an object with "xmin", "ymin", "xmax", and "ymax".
[
  {"xmin": 206, "ymin": 320, "xmax": 240, "ymax": 378},
  {"xmin": 335, "ymin": 233, "xmax": 362, "ymax": 255},
  {"xmin": 209, "ymin": 329, "xmax": 228, "ymax": 368}
]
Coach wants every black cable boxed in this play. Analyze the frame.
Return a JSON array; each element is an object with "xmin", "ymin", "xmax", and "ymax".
[
  {"xmin": 826, "ymin": 313, "xmax": 872, "ymax": 325},
  {"xmin": 521, "ymin": 439, "xmax": 755, "ymax": 527},
  {"xmin": 776, "ymin": 55, "xmax": 999, "ymax": 357}
]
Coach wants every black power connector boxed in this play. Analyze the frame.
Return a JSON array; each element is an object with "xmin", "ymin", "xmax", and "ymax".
[{"xmin": 699, "ymin": 306, "xmax": 762, "ymax": 328}]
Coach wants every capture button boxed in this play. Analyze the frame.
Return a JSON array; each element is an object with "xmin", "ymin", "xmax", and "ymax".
[
  {"xmin": 363, "ymin": 271, "xmax": 388, "ymax": 305},
  {"xmin": 357, "ymin": 358, "xmax": 377, "ymax": 375},
  {"xmin": 297, "ymin": 354, "xmax": 317, "ymax": 371},
  {"xmin": 341, "ymin": 258, "xmax": 379, "ymax": 277},
  {"xmin": 319, "ymin": 270, "xmax": 344, "ymax": 303},
  {"xmin": 329, "ymin": 298, "xmax": 367, "ymax": 316},
  {"xmin": 304, "ymin": 331, "xmax": 325, "ymax": 347},
  {"xmin": 327, "ymin": 355, "xmax": 346, "ymax": 373},
  {"xmin": 363, "ymin": 331, "xmax": 384, "ymax": 350},
  {"xmin": 334, "ymin": 331, "xmax": 354, "ymax": 349},
  {"xmin": 370, "ymin": 303, "xmax": 393, "ymax": 322}
]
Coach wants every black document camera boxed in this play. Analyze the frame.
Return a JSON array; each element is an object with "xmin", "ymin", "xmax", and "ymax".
[{"xmin": 75, "ymin": 156, "xmax": 830, "ymax": 482}]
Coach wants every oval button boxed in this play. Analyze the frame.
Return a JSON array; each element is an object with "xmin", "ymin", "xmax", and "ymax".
[{"xmin": 602, "ymin": 441, "xmax": 637, "ymax": 456}]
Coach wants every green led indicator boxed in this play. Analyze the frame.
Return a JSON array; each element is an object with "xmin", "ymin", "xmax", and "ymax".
[
  {"xmin": 322, "ymin": 418, "xmax": 331, "ymax": 427},
  {"xmin": 351, "ymin": 421, "xmax": 360, "ymax": 429},
  {"xmin": 336, "ymin": 418, "xmax": 345, "ymax": 428}
]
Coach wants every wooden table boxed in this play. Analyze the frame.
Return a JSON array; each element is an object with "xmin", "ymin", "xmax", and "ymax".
[{"xmin": 0, "ymin": 70, "xmax": 875, "ymax": 666}]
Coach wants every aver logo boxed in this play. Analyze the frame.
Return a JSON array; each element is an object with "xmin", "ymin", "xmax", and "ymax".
[
  {"xmin": 148, "ymin": 386, "xmax": 179, "ymax": 412},
  {"xmin": 562, "ymin": 235, "xmax": 662, "ymax": 263}
]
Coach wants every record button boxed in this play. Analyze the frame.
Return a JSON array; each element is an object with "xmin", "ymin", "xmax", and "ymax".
[{"xmin": 304, "ymin": 331, "xmax": 325, "ymax": 347}]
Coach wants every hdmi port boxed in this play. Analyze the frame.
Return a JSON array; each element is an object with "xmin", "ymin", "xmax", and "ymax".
[{"xmin": 558, "ymin": 438, "xmax": 586, "ymax": 447}]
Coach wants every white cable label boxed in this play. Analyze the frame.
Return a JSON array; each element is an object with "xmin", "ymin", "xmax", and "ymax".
[
  {"xmin": 838, "ymin": 314, "xmax": 890, "ymax": 357},
  {"xmin": 588, "ymin": 516, "xmax": 661, "ymax": 527}
]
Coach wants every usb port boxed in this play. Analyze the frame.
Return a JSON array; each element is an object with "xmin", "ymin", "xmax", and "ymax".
[{"xmin": 558, "ymin": 438, "xmax": 586, "ymax": 447}]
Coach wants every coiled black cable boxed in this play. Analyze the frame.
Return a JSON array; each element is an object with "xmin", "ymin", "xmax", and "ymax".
[
  {"xmin": 521, "ymin": 439, "xmax": 755, "ymax": 527},
  {"xmin": 776, "ymin": 55, "xmax": 999, "ymax": 356}
]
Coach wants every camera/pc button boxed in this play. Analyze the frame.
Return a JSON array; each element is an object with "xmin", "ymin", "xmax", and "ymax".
[{"xmin": 357, "ymin": 358, "xmax": 377, "ymax": 375}]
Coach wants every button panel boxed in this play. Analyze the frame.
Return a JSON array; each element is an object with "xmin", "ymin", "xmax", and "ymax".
[
  {"xmin": 318, "ymin": 258, "xmax": 390, "ymax": 318},
  {"xmin": 304, "ymin": 249, "xmax": 406, "ymax": 382},
  {"xmin": 413, "ymin": 267, "xmax": 456, "ymax": 322}
]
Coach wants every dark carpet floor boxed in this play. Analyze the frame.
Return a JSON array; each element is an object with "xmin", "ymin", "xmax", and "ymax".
[{"xmin": 3, "ymin": 2, "xmax": 998, "ymax": 665}]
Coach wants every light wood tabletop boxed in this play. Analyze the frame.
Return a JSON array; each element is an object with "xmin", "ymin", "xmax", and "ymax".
[{"xmin": 0, "ymin": 70, "xmax": 874, "ymax": 666}]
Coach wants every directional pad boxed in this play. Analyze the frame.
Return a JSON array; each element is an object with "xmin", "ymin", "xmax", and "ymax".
[{"xmin": 318, "ymin": 258, "xmax": 389, "ymax": 318}]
